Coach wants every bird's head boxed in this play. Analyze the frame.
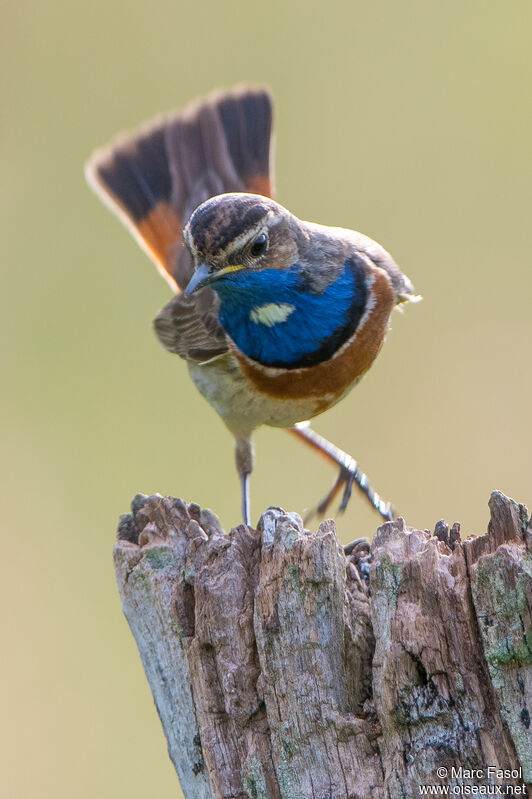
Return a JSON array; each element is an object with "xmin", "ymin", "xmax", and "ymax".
[{"xmin": 183, "ymin": 193, "xmax": 300, "ymax": 295}]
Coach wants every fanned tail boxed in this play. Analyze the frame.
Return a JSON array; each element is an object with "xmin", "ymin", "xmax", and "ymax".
[{"xmin": 85, "ymin": 86, "xmax": 274, "ymax": 292}]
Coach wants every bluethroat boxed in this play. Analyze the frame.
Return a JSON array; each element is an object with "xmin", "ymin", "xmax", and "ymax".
[{"xmin": 86, "ymin": 86, "xmax": 418, "ymax": 526}]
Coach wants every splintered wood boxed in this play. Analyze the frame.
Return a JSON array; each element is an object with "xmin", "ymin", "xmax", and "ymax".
[{"xmin": 114, "ymin": 492, "xmax": 532, "ymax": 799}]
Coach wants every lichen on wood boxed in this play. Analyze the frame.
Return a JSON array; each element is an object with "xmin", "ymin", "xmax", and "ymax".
[{"xmin": 114, "ymin": 491, "xmax": 532, "ymax": 798}]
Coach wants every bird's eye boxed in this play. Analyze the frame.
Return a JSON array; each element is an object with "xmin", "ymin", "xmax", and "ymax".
[{"xmin": 250, "ymin": 232, "xmax": 268, "ymax": 257}]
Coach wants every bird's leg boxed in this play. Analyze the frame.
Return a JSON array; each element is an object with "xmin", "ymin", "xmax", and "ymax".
[
  {"xmin": 288, "ymin": 422, "xmax": 395, "ymax": 523},
  {"xmin": 235, "ymin": 437, "xmax": 254, "ymax": 526}
]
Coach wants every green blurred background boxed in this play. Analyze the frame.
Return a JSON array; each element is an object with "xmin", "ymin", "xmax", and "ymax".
[{"xmin": 2, "ymin": 1, "xmax": 531, "ymax": 795}]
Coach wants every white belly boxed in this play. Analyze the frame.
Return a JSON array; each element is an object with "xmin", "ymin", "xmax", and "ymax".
[{"xmin": 188, "ymin": 354, "xmax": 326, "ymax": 438}]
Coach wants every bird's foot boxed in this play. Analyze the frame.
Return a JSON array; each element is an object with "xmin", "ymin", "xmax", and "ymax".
[
  {"xmin": 303, "ymin": 464, "xmax": 353, "ymax": 523},
  {"xmin": 303, "ymin": 460, "xmax": 395, "ymax": 525}
]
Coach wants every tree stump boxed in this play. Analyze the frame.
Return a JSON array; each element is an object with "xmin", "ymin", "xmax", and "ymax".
[{"xmin": 114, "ymin": 491, "xmax": 532, "ymax": 798}]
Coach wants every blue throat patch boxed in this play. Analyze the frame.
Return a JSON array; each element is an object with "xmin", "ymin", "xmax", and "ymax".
[{"xmin": 212, "ymin": 259, "xmax": 368, "ymax": 369}]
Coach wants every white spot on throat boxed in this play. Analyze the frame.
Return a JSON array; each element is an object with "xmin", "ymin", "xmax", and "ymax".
[{"xmin": 249, "ymin": 302, "xmax": 296, "ymax": 327}]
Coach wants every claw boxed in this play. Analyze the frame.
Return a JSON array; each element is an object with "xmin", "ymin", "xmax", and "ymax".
[
  {"xmin": 339, "ymin": 467, "xmax": 355, "ymax": 513},
  {"xmin": 304, "ymin": 472, "xmax": 345, "ymax": 523},
  {"xmin": 303, "ymin": 462, "xmax": 395, "ymax": 524},
  {"xmin": 289, "ymin": 424, "xmax": 397, "ymax": 523}
]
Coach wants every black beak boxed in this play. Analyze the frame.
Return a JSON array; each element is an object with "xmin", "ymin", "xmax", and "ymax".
[{"xmin": 184, "ymin": 263, "xmax": 214, "ymax": 296}]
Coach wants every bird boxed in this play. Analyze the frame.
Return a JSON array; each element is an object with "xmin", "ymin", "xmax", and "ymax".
[{"xmin": 86, "ymin": 85, "xmax": 418, "ymax": 527}]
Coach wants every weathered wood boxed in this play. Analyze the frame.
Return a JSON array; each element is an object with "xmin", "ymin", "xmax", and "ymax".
[{"xmin": 114, "ymin": 492, "xmax": 532, "ymax": 798}]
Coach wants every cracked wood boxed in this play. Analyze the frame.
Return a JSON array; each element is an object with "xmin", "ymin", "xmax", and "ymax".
[{"xmin": 114, "ymin": 491, "xmax": 532, "ymax": 798}]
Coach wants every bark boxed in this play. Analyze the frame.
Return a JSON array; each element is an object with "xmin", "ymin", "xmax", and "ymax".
[{"xmin": 114, "ymin": 492, "xmax": 532, "ymax": 798}]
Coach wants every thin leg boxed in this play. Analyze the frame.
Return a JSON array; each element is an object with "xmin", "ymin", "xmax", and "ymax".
[
  {"xmin": 288, "ymin": 422, "xmax": 395, "ymax": 523},
  {"xmin": 240, "ymin": 472, "xmax": 250, "ymax": 527},
  {"xmin": 235, "ymin": 437, "xmax": 254, "ymax": 526}
]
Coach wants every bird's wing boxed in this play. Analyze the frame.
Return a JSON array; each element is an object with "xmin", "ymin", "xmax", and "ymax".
[
  {"xmin": 85, "ymin": 86, "xmax": 274, "ymax": 361},
  {"xmin": 153, "ymin": 289, "xmax": 228, "ymax": 363}
]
